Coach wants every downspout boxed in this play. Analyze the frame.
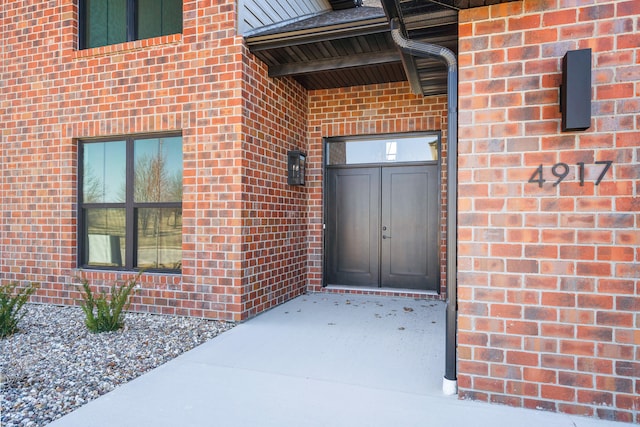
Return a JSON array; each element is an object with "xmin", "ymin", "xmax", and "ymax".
[{"xmin": 390, "ymin": 18, "xmax": 458, "ymax": 396}]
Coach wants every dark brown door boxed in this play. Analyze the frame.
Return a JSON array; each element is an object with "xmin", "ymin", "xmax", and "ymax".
[
  {"xmin": 381, "ymin": 166, "xmax": 438, "ymax": 290},
  {"xmin": 326, "ymin": 165, "xmax": 439, "ymax": 291},
  {"xmin": 326, "ymin": 168, "xmax": 380, "ymax": 287}
]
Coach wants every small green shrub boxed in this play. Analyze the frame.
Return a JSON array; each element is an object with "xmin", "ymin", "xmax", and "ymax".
[
  {"xmin": 76, "ymin": 273, "xmax": 140, "ymax": 333},
  {"xmin": 0, "ymin": 282, "xmax": 37, "ymax": 338}
]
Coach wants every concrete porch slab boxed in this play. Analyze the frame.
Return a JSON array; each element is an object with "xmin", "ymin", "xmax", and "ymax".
[{"xmin": 49, "ymin": 293, "xmax": 634, "ymax": 427}]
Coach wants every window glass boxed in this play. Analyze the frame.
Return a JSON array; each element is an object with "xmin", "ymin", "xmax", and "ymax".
[
  {"xmin": 137, "ymin": 0, "xmax": 183, "ymax": 40},
  {"xmin": 85, "ymin": 208, "xmax": 126, "ymax": 267},
  {"xmin": 137, "ymin": 208, "xmax": 182, "ymax": 270},
  {"xmin": 80, "ymin": 135, "xmax": 182, "ymax": 271},
  {"xmin": 327, "ymin": 135, "xmax": 439, "ymax": 165},
  {"xmin": 86, "ymin": 0, "xmax": 127, "ymax": 49},
  {"xmin": 81, "ymin": 0, "xmax": 182, "ymax": 49},
  {"xmin": 162, "ymin": 0, "xmax": 184, "ymax": 35},
  {"xmin": 134, "ymin": 137, "xmax": 183, "ymax": 203},
  {"xmin": 83, "ymin": 141, "xmax": 126, "ymax": 203}
]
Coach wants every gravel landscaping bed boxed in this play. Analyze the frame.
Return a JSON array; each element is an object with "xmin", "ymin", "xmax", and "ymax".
[{"xmin": 0, "ymin": 304, "xmax": 234, "ymax": 427}]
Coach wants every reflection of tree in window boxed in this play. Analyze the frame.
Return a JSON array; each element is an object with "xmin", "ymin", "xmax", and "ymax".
[
  {"xmin": 136, "ymin": 151, "xmax": 167, "ymax": 236},
  {"xmin": 80, "ymin": 135, "xmax": 182, "ymax": 270},
  {"xmin": 132, "ymin": 141, "xmax": 182, "ymax": 269},
  {"xmin": 135, "ymin": 152, "xmax": 166, "ymax": 202},
  {"xmin": 166, "ymin": 172, "xmax": 183, "ymax": 228},
  {"xmin": 83, "ymin": 165, "xmax": 103, "ymax": 204}
]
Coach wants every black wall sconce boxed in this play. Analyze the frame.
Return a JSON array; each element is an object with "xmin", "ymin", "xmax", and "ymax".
[
  {"xmin": 560, "ymin": 48, "xmax": 592, "ymax": 132},
  {"xmin": 287, "ymin": 150, "xmax": 306, "ymax": 186}
]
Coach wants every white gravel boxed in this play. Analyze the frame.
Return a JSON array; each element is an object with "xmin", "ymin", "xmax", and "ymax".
[{"xmin": 0, "ymin": 304, "xmax": 234, "ymax": 427}]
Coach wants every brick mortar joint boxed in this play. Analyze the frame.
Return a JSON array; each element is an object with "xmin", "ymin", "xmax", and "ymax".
[{"xmin": 70, "ymin": 34, "xmax": 183, "ymax": 60}]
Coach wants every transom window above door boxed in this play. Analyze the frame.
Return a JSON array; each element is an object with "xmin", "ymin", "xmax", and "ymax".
[
  {"xmin": 79, "ymin": 0, "xmax": 183, "ymax": 50},
  {"xmin": 326, "ymin": 133, "xmax": 440, "ymax": 166}
]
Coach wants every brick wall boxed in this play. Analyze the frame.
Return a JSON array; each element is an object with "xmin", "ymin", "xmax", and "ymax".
[
  {"xmin": 458, "ymin": 0, "xmax": 639, "ymax": 421},
  {"xmin": 307, "ymin": 83, "xmax": 449, "ymax": 297},
  {"xmin": 0, "ymin": 0, "xmax": 307, "ymax": 321},
  {"xmin": 4, "ymin": 0, "xmax": 637, "ymax": 419},
  {"xmin": 240, "ymin": 49, "xmax": 309, "ymax": 317}
]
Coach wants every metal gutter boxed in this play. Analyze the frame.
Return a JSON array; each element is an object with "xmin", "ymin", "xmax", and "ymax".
[{"xmin": 389, "ymin": 17, "xmax": 459, "ymax": 395}]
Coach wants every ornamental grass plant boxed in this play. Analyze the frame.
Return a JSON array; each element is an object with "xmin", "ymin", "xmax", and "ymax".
[
  {"xmin": 0, "ymin": 282, "xmax": 37, "ymax": 338},
  {"xmin": 76, "ymin": 273, "xmax": 141, "ymax": 333}
]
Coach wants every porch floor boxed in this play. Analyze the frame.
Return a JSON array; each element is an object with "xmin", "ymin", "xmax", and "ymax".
[{"xmin": 50, "ymin": 293, "xmax": 632, "ymax": 427}]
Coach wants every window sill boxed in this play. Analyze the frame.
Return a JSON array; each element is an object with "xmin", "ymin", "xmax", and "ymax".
[
  {"xmin": 76, "ymin": 267, "xmax": 182, "ymax": 276},
  {"xmin": 72, "ymin": 33, "xmax": 182, "ymax": 59}
]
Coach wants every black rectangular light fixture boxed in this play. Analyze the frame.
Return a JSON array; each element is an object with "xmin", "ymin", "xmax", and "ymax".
[
  {"xmin": 287, "ymin": 150, "xmax": 306, "ymax": 186},
  {"xmin": 560, "ymin": 48, "xmax": 592, "ymax": 132}
]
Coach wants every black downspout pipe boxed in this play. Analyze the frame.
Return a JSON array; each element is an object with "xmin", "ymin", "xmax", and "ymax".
[{"xmin": 389, "ymin": 18, "xmax": 458, "ymax": 393}]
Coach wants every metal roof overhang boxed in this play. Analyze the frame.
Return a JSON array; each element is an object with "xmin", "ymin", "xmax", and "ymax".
[
  {"xmin": 245, "ymin": 0, "xmax": 517, "ymax": 96},
  {"xmin": 245, "ymin": 7, "xmax": 410, "ymax": 92}
]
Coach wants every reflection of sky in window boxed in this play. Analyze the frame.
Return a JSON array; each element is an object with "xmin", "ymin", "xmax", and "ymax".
[
  {"xmin": 83, "ymin": 137, "xmax": 182, "ymax": 204},
  {"xmin": 344, "ymin": 135, "xmax": 438, "ymax": 164},
  {"xmin": 84, "ymin": 141, "xmax": 126, "ymax": 203},
  {"xmin": 134, "ymin": 137, "xmax": 182, "ymax": 178}
]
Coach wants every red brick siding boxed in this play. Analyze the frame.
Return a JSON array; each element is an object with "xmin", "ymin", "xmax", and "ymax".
[
  {"xmin": 458, "ymin": 0, "xmax": 639, "ymax": 422},
  {"xmin": 307, "ymin": 83, "xmax": 449, "ymax": 297},
  {"xmin": 240, "ymin": 49, "xmax": 308, "ymax": 318},
  {"xmin": 0, "ymin": 0, "xmax": 307, "ymax": 321}
]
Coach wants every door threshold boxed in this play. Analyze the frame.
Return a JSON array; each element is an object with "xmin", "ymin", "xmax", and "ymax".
[{"xmin": 323, "ymin": 285, "xmax": 441, "ymax": 300}]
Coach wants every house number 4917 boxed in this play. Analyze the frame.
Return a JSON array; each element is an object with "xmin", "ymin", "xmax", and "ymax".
[{"xmin": 528, "ymin": 161, "xmax": 612, "ymax": 187}]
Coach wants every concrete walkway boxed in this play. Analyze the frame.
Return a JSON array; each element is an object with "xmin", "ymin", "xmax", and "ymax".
[{"xmin": 50, "ymin": 293, "xmax": 633, "ymax": 427}]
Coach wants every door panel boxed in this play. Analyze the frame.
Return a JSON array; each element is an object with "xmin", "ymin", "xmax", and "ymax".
[
  {"xmin": 326, "ymin": 168, "xmax": 380, "ymax": 287},
  {"xmin": 325, "ymin": 165, "xmax": 439, "ymax": 292},
  {"xmin": 381, "ymin": 166, "xmax": 439, "ymax": 291}
]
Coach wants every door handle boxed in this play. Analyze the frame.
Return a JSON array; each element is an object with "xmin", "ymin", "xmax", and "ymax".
[{"xmin": 382, "ymin": 235, "xmax": 391, "ymax": 239}]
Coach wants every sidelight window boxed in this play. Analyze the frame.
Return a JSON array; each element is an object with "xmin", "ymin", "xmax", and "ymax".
[{"xmin": 79, "ymin": 134, "xmax": 183, "ymax": 271}]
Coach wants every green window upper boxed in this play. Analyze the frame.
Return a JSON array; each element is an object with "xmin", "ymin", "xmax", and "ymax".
[{"xmin": 80, "ymin": 0, "xmax": 182, "ymax": 49}]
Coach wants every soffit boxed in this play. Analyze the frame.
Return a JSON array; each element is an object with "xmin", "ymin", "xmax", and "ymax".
[
  {"xmin": 245, "ymin": 6, "xmax": 409, "ymax": 91},
  {"xmin": 245, "ymin": 0, "xmax": 517, "ymax": 96}
]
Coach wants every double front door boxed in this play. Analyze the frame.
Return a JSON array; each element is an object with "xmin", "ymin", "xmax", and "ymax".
[{"xmin": 325, "ymin": 165, "xmax": 439, "ymax": 291}]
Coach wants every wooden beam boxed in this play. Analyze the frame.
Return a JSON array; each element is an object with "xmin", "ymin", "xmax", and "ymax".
[
  {"xmin": 400, "ymin": 51, "xmax": 423, "ymax": 95},
  {"xmin": 268, "ymin": 50, "xmax": 402, "ymax": 77},
  {"xmin": 246, "ymin": 18, "xmax": 389, "ymax": 50}
]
